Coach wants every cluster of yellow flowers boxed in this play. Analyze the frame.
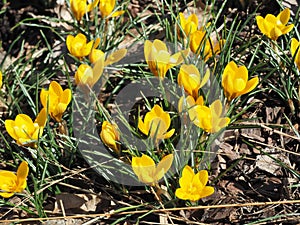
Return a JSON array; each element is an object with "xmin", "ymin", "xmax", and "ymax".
[
  {"xmin": 97, "ymin": 9, "xmax": 299, "ymax": 202},
  {"xmin": 2, "ymin": 80, "xmax": 71, "ymax": 197},
  {"xmin": 66, "ymin": 0, "xmax": 127, "ymax": 88},
  {"xmin": 2, "ymin": 2, "xmax": 297, "ymax": 204},
  {"xmin": 98, "ymin": 11, "xmax": 263, "ymax": 202},
  {"xmin": 256, "ymin": 8, "xmax": 300, "ymax": 70},
  {"xmin": 70, "ymin": 0, "xmax": 124, "ymax": 21},
  {"xmin": 178, "ymin": 13, "xmax": 225, "ymax": 61},
  {"xmin": 5, "ymin": 81, "xmax": 72, "ymax": 147}
]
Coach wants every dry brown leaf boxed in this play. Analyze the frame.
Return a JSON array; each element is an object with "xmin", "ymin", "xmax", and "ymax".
[{"xmin": 53, "ymin": 193, "xmax": 101, "ymax": 213}]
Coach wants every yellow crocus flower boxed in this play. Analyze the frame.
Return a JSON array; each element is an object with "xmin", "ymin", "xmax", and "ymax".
[
  {"xmin": 100, "ymin": 121, "xmax": 120, "ymax": 155},
  {"xmin": 178, "ymin": 12, "xmax": 198, "ymax": 38},
  {"xmin": 188, "ymin": 99, "xmax": 230, "ymax": 133},
  {"xmin": 89, "ymin": 38, "xmax": 104, "ymax": 64},
  {"xmin": 132, "ymin": 154, "xmax": 173, "ymax": 186},
  {"xmin": 177, "ymin": 64, "xmax": 210, "ymax": 99},
  {"xmin": 175, "ymin": 165, "xmax": 214, "ymax": 202},
  {"xmin": 5, "ymin": 109, "xmax": 47, "ymax": 147},
  {"xmin": 178, "ymin": 95, "xmax": 204, "ymax": 114},
  {"xmin": 66, "ymin": 33, "xmax": 94, "ymax": 59},
  {"xmin": 190, "ymin": 28, "xmax": 225, "ymax": 61},
  {"xmin": 291, "ymin": 38, "xmax": 300, "ymax": 70},
  {"xmin": 70, "ymin": 0, "xmax": 99, "ymax": 21},
  {"xmin": 256, "ymin": 8, "xmax": 294, "ymax": 41},
  {"xmin": 40, "ymin": 81, "xmax": 72, "ymax": 122},
  {"xmin": 222, "ymin": 61, "xmax": 259, "ymax": 102},
  {"xmin": 0, "ymin": 161, "xmax": 29, "ymax": 198},
  {"xmin": 99, "ymin": 0, "xmax": 124, "ymax": 18},
  {"xmin": 75, "ymin": 56, "xmax": 104, "ymax": 88},
  {"xmin": 144, "ymin": 39, "xmax": 189, "ymax": 78},
  {"xmin": 138, "ymin": 104, "xmax": 175, "ymax": 142}
]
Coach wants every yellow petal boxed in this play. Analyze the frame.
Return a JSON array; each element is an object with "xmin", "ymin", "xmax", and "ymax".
[
  {"xmin": 291, "ymin": 38, "xmax": 300, "ymax": 65},
  {"xmin": 15, "ymin": 114, "xmax": 35, "ymax": 135},
  {"xmin": 195, "ymin": 95, "xmax": 204, "ymax": 105},
  {"xmin": 214, "ymin": 117, "xmax": 230, "ymax": 133},
  {"xmin": 66, "ymin": 35, "xmax": 75, "ymax": 54},
  {"xmin": 93, "ymin": 37, "xmax": 101, "ymax": 49},
  {"xmin": 170, "ymin": 49, "xmax": 189, "ymax": 65},
  {"xmin": 87, "ymin": 0, "xmax": 100, "ymax": 12},
  {"xmin": 132, "ymin": 154, "xmax": 156, "ymax": 184},
  {"xmin": 104, "ymin": 48, "xmax": 127, "ymax": 66},
  {"xmin": 144, "ymin": 40, "xmax": 152, "ymax": 64},
  {"xmin": 35, "ymin": 108, "xmax": 47, "ymax": 127},
  {"xmin": 53, "ymin": 103, "xmax": 68, "ymax": 122},
  {"xmin": 89, "ymin": 49, "xmax": 105, "ymax": 64},
  {"xmin": 16, "ymin": 161, "xmax": 29, "ymax": 185},
  {"xmin": 61, "ymin": 89, "xmax": 72, "ymax": 105},
  {"xmin": 175, "ymin": 187, "xmax": 190, "ymax": 200},
  {"xmin": 256, "ymin": 16, "xmax": 267, "ymax": 35},
  {"xmin": 153, "ymin": 39, "xmax": 168, "ymax": 52},
  {"xmin": 278, "ymin": 8, "xmax": 290, "ymax": 25},
  {"xmin": 199, "ymin": 69, "xmax": 210, "ymax": 88},
  {"xmin": 49, "ymin": 81, "xmax": 63, "ymax": 97},
  {"xmin": 111, "ymin": 10, "xmax": 125, "ymax": 17},
  {"xmin": 133, "ymin": 154, "xmax": 155, "ymax": 167},
  {"xmin": 198, "ymin": 186, "xmax": 214, "ymax": 199},
  {"xmin": 152, "ymin": 105, "xmax": 170, "ymax": 127},
  {"xmin": 83, "ymin": 40, "xmax": 94, "ymax": 56},
  {"xmin": 190, "ymin": 30, "xmax": 206, "ymax": 54},
  {"xmin": 138, "ymin": 117, "xmax": 149, "ymax": 136},
  {"xmin": 282, "ymin": 24, "xmax": 294, "ymax": 35},
  {"xmin": 196, "ymin": 170, "xmax": 208, "ymax": 186},
  {"xmin": 210, "ymin": 99, "xmax": 223, "ymax": 117},
  {"xmin": 93, "ymin": 57, "xmax": 104, "ymax": 85},
  {"xmin": 239, "ymin": 76, "xmax": 259, "ymax": 96},
  {"xmin": 179, "ymin": 165, "xmax": 194, "ymax": 189},
  {"xmin": 5, "ymin": 120, "xmax": 19, "ymax": 142},
  {"xmin": 163, "ymin": 128, "xmax": 175, "ymax": 139},
  {"xmin": 100, "ymin": 0, "xmax": 115, "ymax": 18},
  {"xmin": 155, "ymin": 154, "xmax": 173, "ymax": 181},
  {"xmin": 0, "ymin": 192, "xmax": 15, "ymax": 198},
  {"xmin": 75, "ymin": 64, "xmax": 91, "ymax": 85}
]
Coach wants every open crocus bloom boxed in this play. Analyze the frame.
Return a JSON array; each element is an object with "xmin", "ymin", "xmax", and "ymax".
[
  {"xmin": 0, "ymin": 161, "xmax": 29, "ymax": 198},
  {"xmin": 291, "ymin": 38, "xmax": 300, "ymax": 70},
  {"xmin": 75, "ymin": 56, "xmax": 104, "ymax": 88},
  {"xmin": 222, "ymin": 61, "xmax": 259, "ymax": 102},
  {"xmin": 138, "ymin": 105, "xmax": 175, "ymax": 142},
  {"xmin": 178, "ymin": 12, "xmax": 198, "ymax": 38},
  {"xmin": 256, "ymin": 8, "xmax": 294, "ymax": 41},
  {"xmin": 175, "ymin": 165, "xmax": 214, "ymax": 201},
  {"xmin": 40, "ymin": 81, "xmax": 72, "ymax": 122},
  {"xmin": 177, "ymin": 64, "xmax": 210, "ymax": 99},
  {"xmin": 189, "ymin": 99, "xmax": 230, "ymax": 133},
  {"xmin": 66, "ymin": 33, "xmax": 94, "ymax": 59},
  {"xmin": 132, "ymin": 154, "xmax": 173, "ymax": 186},
  {"xmin": 100, "ymin": 121, "xmax": 120, "ymax": 155},
  {"xmin": 5, "ymin": 108, "xmax": 47, "ymax": 147},
  {"xmin": 144, "ymin": 39, "xmax": 189, "ymax": 78},
  {"xmin": 70, "ymin": 0, "xmax": 99, "ymax": 21}
]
